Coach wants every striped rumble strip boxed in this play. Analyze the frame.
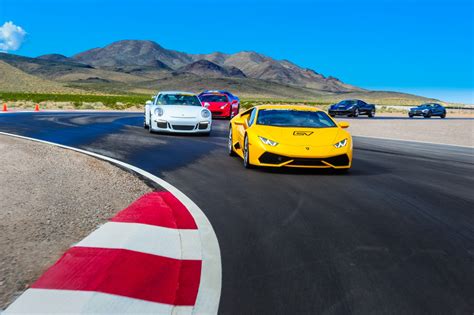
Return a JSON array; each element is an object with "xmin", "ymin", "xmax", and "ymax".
[{"xmin": 5, "ymin": 191, "xmax": 207, "ymax": 314}]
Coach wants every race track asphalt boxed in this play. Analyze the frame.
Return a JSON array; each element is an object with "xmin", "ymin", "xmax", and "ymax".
[{"xmin": 1, "ymin": 112, "xmax": 473, "ymax": 314}]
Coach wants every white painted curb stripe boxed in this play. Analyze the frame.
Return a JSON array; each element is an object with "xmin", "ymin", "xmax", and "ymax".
[
  {"xmin": 75, "ymin": 222, "xmax": 202, "ymax": 260},
  {"xmin": 5, "ymin": 289, "xmax": 194, "ymax": 314},
  {"xmin": 0, "ymin": 131, "xmax": 221, "ymax": 314}
]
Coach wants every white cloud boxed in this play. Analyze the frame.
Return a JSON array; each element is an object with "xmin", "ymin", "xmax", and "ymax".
[{"xmin": 0, "ymin": 21, "xmax": 27, "ymax": 52}]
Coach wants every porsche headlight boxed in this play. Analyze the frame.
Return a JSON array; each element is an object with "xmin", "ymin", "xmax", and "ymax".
[
  {"xmin": 154, "ymin": 107, "xmax": 164, "ymax": 116},
  {"xmin": 334, "ymin": 138, "xmax": 348, "ymax": 148},
  {"xmin": 201, "ymin": 109, "xmax": 211, "ymax": 118},
  {"xmin": 220, "ymin": 103, "xmax": 228, "ymax": 109},
  {"xmin": 259, "ymin": 136, "xmax": 279, "ymax": 146}
]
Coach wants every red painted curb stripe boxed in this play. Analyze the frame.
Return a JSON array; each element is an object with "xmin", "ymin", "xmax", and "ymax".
[
  {"xmin": 111, "ymin": 191, "xmax": 198, "ymax": 229},
  {"xmin": 31, "ymin": 247, "xmax": 202, "ymax": 306}
]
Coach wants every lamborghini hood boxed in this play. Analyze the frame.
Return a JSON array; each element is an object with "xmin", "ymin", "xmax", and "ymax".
[{"xmin": 253, "ymin": 125, "xmax": 346, "ymax": 146}]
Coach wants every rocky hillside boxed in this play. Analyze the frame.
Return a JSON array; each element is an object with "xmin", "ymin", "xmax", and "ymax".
[{"xmin": 71, "ymin": 40, "xmax": 361, "ymax": 92}]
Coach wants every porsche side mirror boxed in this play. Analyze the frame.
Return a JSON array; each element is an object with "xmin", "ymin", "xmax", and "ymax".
[
  {"xmin": 339, "ymin": 121, "xmax": 350, "ymax": 128},
  {"xmin": 145, "ymin": 100, "xmax": 153, "ymax": 106}
]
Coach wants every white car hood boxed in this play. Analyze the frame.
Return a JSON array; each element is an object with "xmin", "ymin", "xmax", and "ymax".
[{"xmin": 157, "ymin": 105, "xmax": 205, "ymax": 119}]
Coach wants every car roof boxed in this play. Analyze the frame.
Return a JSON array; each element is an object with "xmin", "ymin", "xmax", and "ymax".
[
  {"xmin": 157, "ymin": 91, "xmax": 197, "ymax": 95},
  {"xmin": 200, "ymin": 92, "xmax": 227, "ymax": 96},
  {"xmin": 253, "ymin": 105, "xmax": 324, "ymax": 112}
]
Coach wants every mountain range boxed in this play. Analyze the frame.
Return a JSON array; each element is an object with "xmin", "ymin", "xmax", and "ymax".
[{"xmin": 0, "ymin": 39, "xmax": 439, "ymax": 103}]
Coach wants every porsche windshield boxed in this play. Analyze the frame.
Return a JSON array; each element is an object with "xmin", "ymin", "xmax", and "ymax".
[
  {"xmin": 256, "ymin": 109, "xmax": 337, "ymax": 128},
  {"xmin": 157, "ymin": 94, "xmax": 201, "ymax": 106}
]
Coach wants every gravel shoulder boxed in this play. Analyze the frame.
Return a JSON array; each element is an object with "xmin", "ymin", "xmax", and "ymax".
[
  {"xmin": 335, "ymin": 115, "xmax": 474, "ymax": 147},
  {"xmin": 0, "ymin": 134, "xmax": 152, "ymax": 309}
]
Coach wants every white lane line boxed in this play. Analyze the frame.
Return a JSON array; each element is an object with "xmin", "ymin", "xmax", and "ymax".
[
  {"xmin": 354, "ymin": 135, "xmax": 474, "ymax": 149},
  {"xmin": 0, "ymin": 131, "xmax": 222, "ymax": 315},
  {"xmin": 4, "ymin": 289, "xmax": 193, "ymax": 314},
  {"xmin": 74, "ymin": 222, "xmax": 202, "ymax": 260}
]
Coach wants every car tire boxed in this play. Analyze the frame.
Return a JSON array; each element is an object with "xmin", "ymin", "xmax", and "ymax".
[
  {"xmin": 228, "ymin": 127, "xmax": 236, "ymax": 156},
  {"xmin": 352, "ymin": 108, "xmax": 359, "ymax": 117},
  {"xmin": 243, "ymin": 134, "xmax": 253, "ymax": 169},
  {"xmin": 368, "ymin": 109, "xmax": 375, "ymax": 118},
  {"xmin": 440, "ymin": 111, "xmax": 446, "ymax": 118},
  {"xmin": 409, "ymin": 113, "xmax": 414, "ymax": 118},
  {"xmin": 149, "ymin": 122, "xmax": 154, "ymax": 134},
  {"xmin": 424, "ymin": 111, "xmax": 432, "ymax": 118},
  {"xmin": 144, "ymin": 113, "xmax": 149, "ymax": 129}
]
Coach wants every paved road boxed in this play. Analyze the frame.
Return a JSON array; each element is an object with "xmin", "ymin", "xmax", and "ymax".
[{"xmin": 1, "ymin": 112, "xmax": 473, "ymax": 314}]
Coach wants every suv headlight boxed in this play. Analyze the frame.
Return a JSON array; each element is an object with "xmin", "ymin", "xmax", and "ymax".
[
  {"xmin": 201, "ymin": 109, "xmax": 211, "ymax": 118},
  {"xmin": 259, "ymin": 136, "xmax": 278, "ymax": 146},
  {"xmin": 154, "ymin": 107, "xmax": 164, "ymax": 116},
  {"xmin": 334, "ymin": 138, "xmax": 348, "ymax": 148}
]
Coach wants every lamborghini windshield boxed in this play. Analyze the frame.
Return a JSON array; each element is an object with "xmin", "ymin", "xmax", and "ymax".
[
  {"xmin": 157, "ymin": 94, "xmax": 201, "ymax": 106},
  {"xmin": 256, "ymin": 109, "xmax": 337, "ymax": 128}
]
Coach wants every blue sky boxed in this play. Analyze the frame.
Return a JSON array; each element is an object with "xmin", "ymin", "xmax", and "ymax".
[{"xmin": 1, "ymin": 0, "xmax": 473, "ymax": 103}]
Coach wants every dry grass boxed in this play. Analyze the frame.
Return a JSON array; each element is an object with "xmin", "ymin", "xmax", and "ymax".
[{"xmin": 0, "ymin": 61, "xmax": 80, "ymax": 94}]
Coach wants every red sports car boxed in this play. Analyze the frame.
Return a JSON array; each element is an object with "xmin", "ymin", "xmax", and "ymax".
[{"xmin": 198, "ymin": 91, "xmax": 240, "ymax": 119}]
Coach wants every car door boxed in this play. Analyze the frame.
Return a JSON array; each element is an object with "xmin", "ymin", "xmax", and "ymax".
[
  {"xmin": 236, "ymin": 108, "xmax": 255, "ymax": 149},
  {"xmin": 358, "ymin": 100, "xmax": 368, "ymax": 112}
]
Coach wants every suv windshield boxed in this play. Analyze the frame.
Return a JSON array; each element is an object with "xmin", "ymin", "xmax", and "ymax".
[
  {"xmin": 200, "ymin": 94, "xmax": 228, "ymax": 102},
  {"xmin": 256, "ymin": 109, "xmax": 337, "ymax": 128},
  {"xmin": 157, "ymin": 94, "xmax": 201, "ymax": 106}
]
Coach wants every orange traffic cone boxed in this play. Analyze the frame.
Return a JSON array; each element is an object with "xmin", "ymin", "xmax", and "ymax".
[
  {"xmin": 34, "ymin": 104, "xmax": 40, "ymax": 112},
  {"xmin": 2, "ymin": 103, "xmax": 7, "ymax": 112}
]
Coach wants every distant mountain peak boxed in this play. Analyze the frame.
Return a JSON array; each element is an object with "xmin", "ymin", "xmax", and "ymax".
[
  {"xmin": 178, "ymin": 59, "xmax": 246, "ymax": 78},
  {"xmin": 37, "ymin": 54, "xmax": 71, "ymax": 62}
]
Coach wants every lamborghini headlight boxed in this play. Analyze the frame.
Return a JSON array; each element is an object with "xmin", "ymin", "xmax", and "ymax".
[
  {"xmin": 334, "ymin": 138, "xmax": 348, "ymax": 148},
  {"xmin": 201, "ymin": 109, "xmax": 211, "ymax": 118},
  {"xmin": 259, "ymin": 136, "xmax": 279, "ymax": 146},
  {"xmin": 154, "ymin": 107, "xmax": 164, "ymax": 116}
]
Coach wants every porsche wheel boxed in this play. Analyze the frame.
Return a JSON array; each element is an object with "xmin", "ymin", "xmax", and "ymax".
[
  {"xmin": 423, "ymin": 111, "xmax": 432, "ymax": 118},
  {"xmin": 243, "ymin": 134, "xmax": 252, "ymax": 169},
  {"xmin": 228, "ymin": 128, "xmax": 236, "ymax": 156},
  {"xmin": 144, "ymin": 114, "xmax": 149, "ymax": 129},
  {"xmin": 440, "ymin": 111, "xmax": 446, "ymax": 118},
  {"xmin": 368, "ymin": 109, "xmax": 375, "ymax": 118},
  {"xmin": 149, "ymin": 121, "xmax": 154, "ymax": 134}
]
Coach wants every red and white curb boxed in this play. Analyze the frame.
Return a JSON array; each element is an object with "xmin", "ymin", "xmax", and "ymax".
[{"xmin": 0, "ymin": 132, "xmax": 221, "ymax": 314}]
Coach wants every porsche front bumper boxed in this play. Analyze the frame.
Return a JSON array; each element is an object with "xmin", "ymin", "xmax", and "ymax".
[{"xmin": 151, "ymin": 118, "xmax": 211, "ymax": 133}]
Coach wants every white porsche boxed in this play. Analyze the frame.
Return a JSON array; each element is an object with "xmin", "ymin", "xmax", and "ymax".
[{"xmin": 144, "ymin": 91, "xmax": 212, "ymax": 135}]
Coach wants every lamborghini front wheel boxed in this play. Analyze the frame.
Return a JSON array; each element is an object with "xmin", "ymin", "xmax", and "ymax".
[{"xmin": 243, "ymin": 134, "xmax": 252, "ymax": 169}]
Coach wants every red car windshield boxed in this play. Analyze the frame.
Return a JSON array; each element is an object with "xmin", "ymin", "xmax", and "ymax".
[{"xmin": 200, "ymin": 94, "xmax": 228, "ymax": 102}]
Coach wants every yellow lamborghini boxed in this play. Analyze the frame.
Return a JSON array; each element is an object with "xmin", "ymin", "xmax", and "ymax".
[{"xmin": 228, "ymin": 105, "xmax": 353, "ymax": 170}]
